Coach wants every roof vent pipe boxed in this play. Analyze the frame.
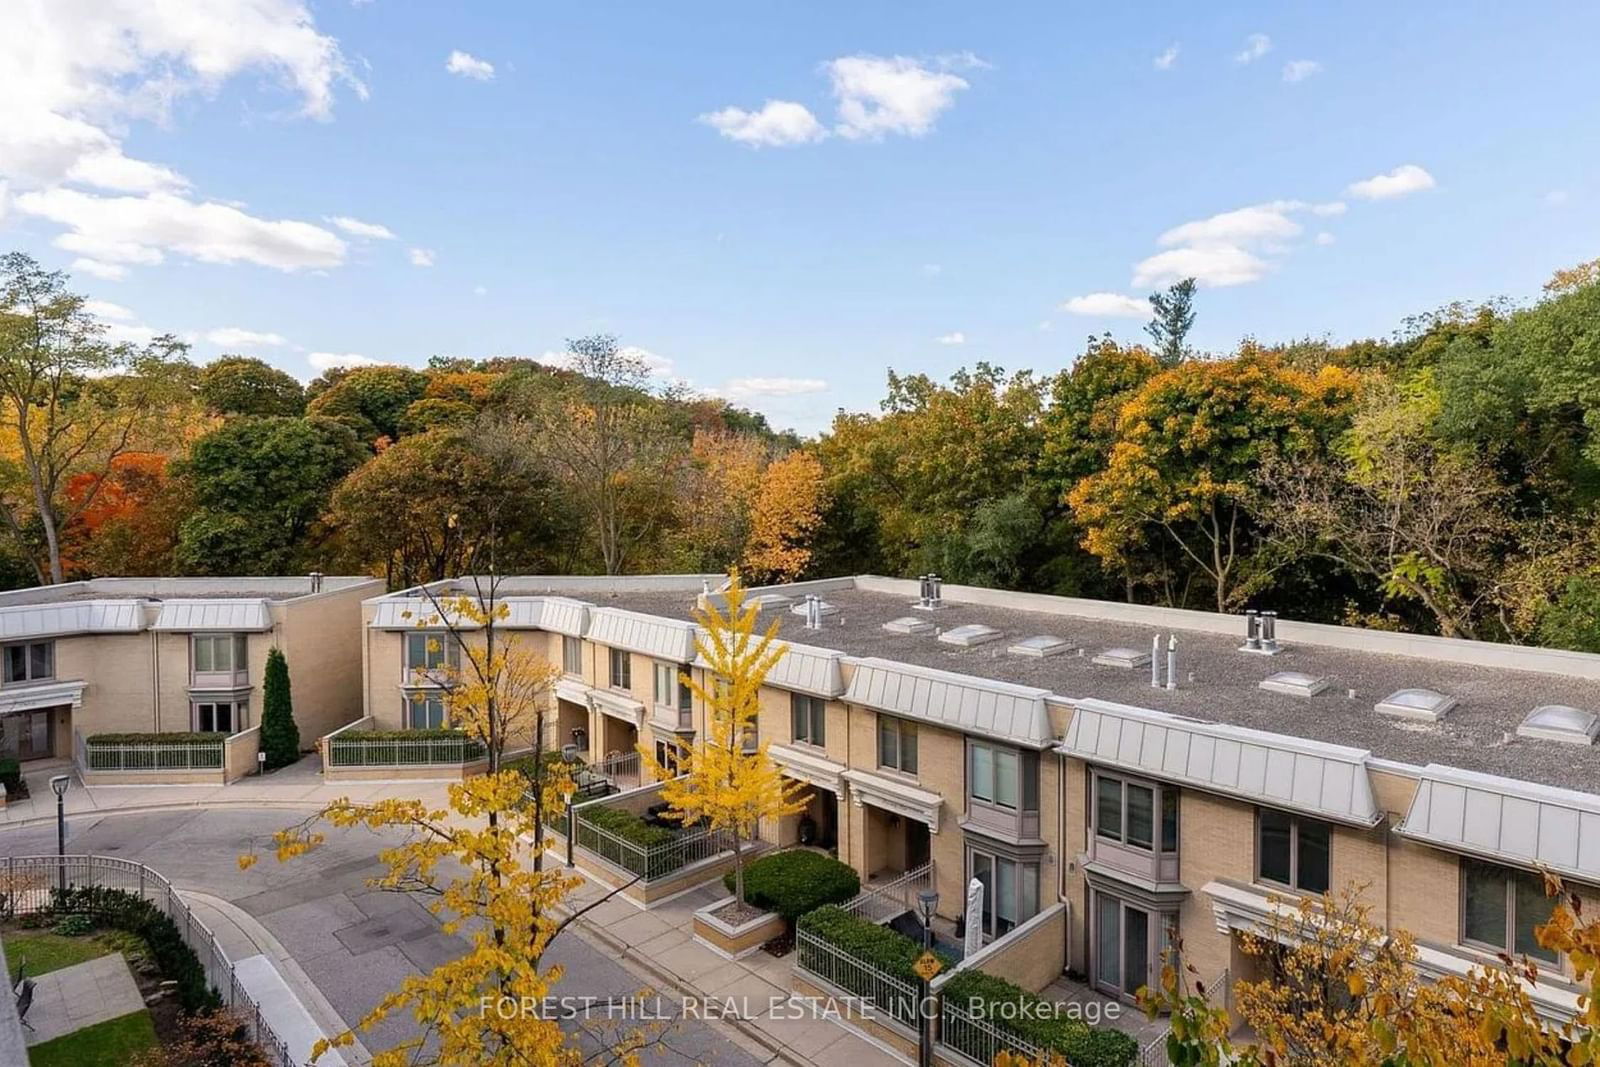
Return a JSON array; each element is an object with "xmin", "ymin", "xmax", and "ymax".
[
  {"xmin": 309, "ymin": 571, "xmax": 324, "ymax": 593},
  {"xmin": 1166, "ymin": 635, "xmax": 1178, "ymax": 691},
  {"xmin": 1150, "ymin": 635, "xmax": 1163, "ymax": 688},
  {"xmin": 918, "ymin": 574, "xmax": 930, "ymax": 608},
  {"xmin": 929, "ymin": 574, "xmax": 943, "ymax": 607},
  {"xmin": 808, "ymin": 595, "xmax": 822, "ymax": 630},
  {"xmin": 1261, "ymin": 611, "xmax": 1279, "ymax": 654},
  {"xmin": 1244, "ymin": 610, "xmax": 1260, "ymax": 651}
]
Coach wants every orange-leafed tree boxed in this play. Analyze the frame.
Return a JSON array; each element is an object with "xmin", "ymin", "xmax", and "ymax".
[{"xmin": 743, "ymin": 450, "xmax": 826, "ymax": 583}]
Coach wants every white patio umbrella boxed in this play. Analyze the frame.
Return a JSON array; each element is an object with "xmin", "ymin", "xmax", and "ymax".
[{"xmin": 963, "ymin": 877, "xmax": 984, "ymax": 958}]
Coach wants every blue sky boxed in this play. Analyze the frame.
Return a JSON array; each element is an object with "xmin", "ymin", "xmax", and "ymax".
[{"xmin": 2, "ymin": 2, "xmax": 1596, "ymax": 434}]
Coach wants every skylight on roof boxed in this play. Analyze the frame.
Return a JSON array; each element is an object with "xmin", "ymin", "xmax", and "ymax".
[
  {"xmin": 938, "ymin": 623, "xmax": 1002, "ymax": 647},
  {"xmin": 1093, "ymin": 647, "xmax": 1150, "ymax": 669},
  {"xmin": 883, "ymin": 616, "xmax": 935, "ymax": 636},
  {"xmin": 1375, "ymin": 687, "xmax": 1457, "ymax": 723},
  {"xmin": 1259, "ymin": 671, "xmax": 1329, "ymax": 698},
  {"xmin": 1008, "ymin": 635, "xmax": 1074, "ymax": 658},
  {"xmin": 788, "ymin": 600, "xmax": 838, "ymax": 617},
  {"xmin": 1516, "ymin": 704, "xmax": 1600, "ymax": 746},
  {"xmin": 750, "ymin": 593, "xmax": 794, "ymax": 611}
]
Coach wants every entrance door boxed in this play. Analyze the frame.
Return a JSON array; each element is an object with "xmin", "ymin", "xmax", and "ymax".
[
  {"xmin": 13, "ymin": 709, "xmax": 53, "ymax": 760},
  {"xmin": 906, "ymin": 818, "xmax": 931, "ymax": 869},
  {"xmin": 1093, "ymin": 894, "xmax": 1152, "ymax": 1000}
]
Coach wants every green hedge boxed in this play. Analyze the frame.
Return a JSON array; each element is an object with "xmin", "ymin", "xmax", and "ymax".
[
  {"xmin": 724, "ymin": 850, "xmax": 859, "ymax": 921},
  {"xmin": 796, "ymin": 906, "xmax": 1136, "ymax": 1067},
  {"xmin": 86, "ymin": 732, "xmax": 225, "ymax": 744},
  {"xmin": 504, "ymin": 750, "xmax": 583, "ymax": 783},
  {"xmin": 326, "ymin": 729, "xmax": 486, "ymax": 767},
  {"xmin": 575, "ymin": 804, "xmax": 696, "ymax": 880},
  {"xmin": 49, "ymin": 886, "xmax": 221, "ymax": 1014},
  {"xmin": 0, "ymin": 757, "xmax": 20, "ymax": 793},
  {"xmin": 84, "ymin": 733, "xmax": 225, "ymax": 771}
]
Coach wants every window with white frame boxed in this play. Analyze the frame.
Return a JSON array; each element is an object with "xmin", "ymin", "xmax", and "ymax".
[
  {"xmin": 3, "ymin": 641, "xmax": 54, "ymax": 684},
  {"xmin": 791, "ymin": 693, "xmax": 825, "ymax": 746},
  {"xmin": 405, "ymin": 694, "xmax": 447, "ymax": 730},
  {"xmin": 654, "ymin": 662, "xmax": 691, "ymax": 713},
  {"xmin": 1461, "ymin": 857, "xmax": 1558, "ymax": 964},
  {"xmin": 654, "ymin": 737, "xmax": 682, "ymax": 775},
  {"xmin": 970, "ymin": 742, "xmax": 1040, "ymax": 813},
  {"xmin": 1094, "ymin": 771, "xmax": 1178, "ymax": 854},
  {"xmin": 193, "ymin": 700, "xmax": 240, "ymax": 733},
  {"xmin": 1256, "ymin": 809, "xmax": 1330, "ymax": 894},
  {"xmin": 968, "ymin": 846, "xmax": 1040, "ymax": 938},
  {"xmin": 877, "ymin": 715, "xmax": 918, "ymax": 774},
  {"xmin": 404, "ymin": 631, "xmax": 459, "ymax": 677},
  {"xmin": 608, "ymin": 648, "xmax": 631, "ymax": 690},
  {"xmin": 193, "ymin": 633, "xmax": 248, "ymax": 677},
  {"xmin": 562, "ymin": 635, "xmax": 582, "ymax": 676}
]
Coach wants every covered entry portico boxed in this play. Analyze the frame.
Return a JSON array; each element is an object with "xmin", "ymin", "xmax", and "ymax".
[
  {"xmin": 844, "ymin": 767, "xmax": 941, "ymax": 881},
  {"xmin": 0, "ymin": 681, "xmax": 83, "ymax": 762}
]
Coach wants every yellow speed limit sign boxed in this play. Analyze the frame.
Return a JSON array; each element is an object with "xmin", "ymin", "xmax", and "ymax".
[{"xmin": 912, "ymin": 951, "xmax": 943, "ymax": 982}]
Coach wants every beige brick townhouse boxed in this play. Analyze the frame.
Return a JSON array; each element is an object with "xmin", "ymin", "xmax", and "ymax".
[
  {"xmin": 364, "ymin": 573, "xmax": 1600, "ymax": 1023},
  {"xmin": 0, "ymin": 575, "xmax": 379, "ymax": 765}
]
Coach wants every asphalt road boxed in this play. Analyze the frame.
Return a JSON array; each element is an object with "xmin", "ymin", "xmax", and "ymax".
[{"xmin": 0, "ymin": 807, "xmax": 767, "ymax": 1066}]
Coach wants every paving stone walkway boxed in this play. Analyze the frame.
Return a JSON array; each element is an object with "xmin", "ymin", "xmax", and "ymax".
[{"xmin": 21, "ymin": 952, "xmax": 145, "ymax": 1046}]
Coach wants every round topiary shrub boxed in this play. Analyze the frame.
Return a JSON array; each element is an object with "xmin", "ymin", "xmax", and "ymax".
[{"xmin": 724, "ymin": 849, "xmax": 860, "ymax": 922}]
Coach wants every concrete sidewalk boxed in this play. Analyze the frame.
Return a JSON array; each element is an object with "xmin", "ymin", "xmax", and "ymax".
[
  {"xmin": 3, "ymin": 755, "xmax": 452, "ymax": 829},
  {"xmin": 21, "ymin": 952, "xmax": 145, "ymax": 1046}
]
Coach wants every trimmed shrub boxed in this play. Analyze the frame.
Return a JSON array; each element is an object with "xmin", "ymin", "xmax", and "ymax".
[
  {"xmin": 325, "ymin": 728, "xmax": 486, "ymax": 767},
  {"xmin": 50, "ymin": 886, "xmax": 221, "ymax": 1013},
  {"xmin": 0, "ymin": 757, "xmax": 21, "ymax": 794},
  {"xmin": 724, "ymin": 850, "xmax": 859, "ymax": 921},
  {"xmin": 575, "ymin": 803, "xmax": 702, "ymax": 879},
  {"xmin": 260, "ymin": 647, "xmax": 299, "ymax": 769},
  {"xmin": 86, "ymin": 732, "xmax": 225, "ymax": 744}
]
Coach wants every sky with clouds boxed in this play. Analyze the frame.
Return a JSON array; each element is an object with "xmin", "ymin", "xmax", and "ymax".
[{"xmin": 0, "ymin": 2, "xmax": 1595, "ymax": 433}]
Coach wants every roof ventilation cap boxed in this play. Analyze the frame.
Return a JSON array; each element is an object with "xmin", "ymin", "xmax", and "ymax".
[
  {"xmin": 1093, "ymin": 646, "xmax": 1151, "ymax": 669},
  {"xmin": 883, "ymin": 616, "xmax": 935, "ymax": 636},
  {"xmin": 750, "ymin": 593, "xmax": 794, "ymax": 611},
  {"xmin": 1008, "ymin": 635, "xmax": 1074, "ymax": 658},
  {"xmin": 937, "ymin": 623, "xmax": 1002, "ymax": 647},
  {"xmin": 1517, "ymin": 704, "xmax": 1600, "ymax": 746},
  {"xmin": 1259, "ymin": 671, "xmax": 1329, "ymax": 698},
  {"xmin": 789, "ymin": 599, "xmax": 838, "ymax": 617},
  {"xmin": 1375, "ymin": 687, "xmax": 1457, "ymax": 722}
]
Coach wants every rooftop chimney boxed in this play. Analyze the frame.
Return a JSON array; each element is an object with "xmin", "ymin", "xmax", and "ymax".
[{"xmin": 309, "ymin": 571, "xmax": 324, "ymax": 593}]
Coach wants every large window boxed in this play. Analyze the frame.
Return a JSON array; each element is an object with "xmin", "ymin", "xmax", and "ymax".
[
  {"xmin": 608, "ymin": 648, "xmax": 631, "ymax": 690},
  {"xmin": 1095, "ymin": 772, "xmax": 1177, "ymax": 853},
  {"xmin": 405, "ymin": 694, "xmax": 447, "ymax": 730},
  {"xmin": 3, "ymin": 641, "xmax": 54, "ymax": 684},
  {"xmin": 970, "ymin": 742, "xmax": 1039, "ymax": 813},
  {"xmin": 194, "ymin": 633, "xmax": 248, "ymax": 676},
  {"xmin": 791, "ymin": 694, "xmax": 826, "ymax": 747},
  {"xmin": 654, "ymin": 738, "xmax": 682, "ymax": 775},
  {"xmin": 653, "ymin": 662, "xmax": 691, "ymax": 713},
  {"xmin": 1462, "ymin": 858, "xmax": 1558, "ymax": 964},
  {"xmin": 969, "ymin": 848, "xmax": 1040, "ymax": 938},
  {"xmin": 562, "ymin": 636, "xmax": 582, "ymax": 676},
  {"xmin": 404, "ymin": 631, "xmax": 459, "ymax": 676},
  {"xmin": 877, "ymin": 715, "xmax": 918, "ymax": 774},
  {"xmin": 193, "ymin": 700, "xmax": 239, "ymax": 733},
  {"xmin": 1256, "ymin": 809, "xmax": 1330, "ymax": 894}
]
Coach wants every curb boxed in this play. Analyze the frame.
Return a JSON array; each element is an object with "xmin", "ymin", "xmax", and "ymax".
[{"xmin": 3, "ymin": 799, "xmax": 332, "ymax": 831}]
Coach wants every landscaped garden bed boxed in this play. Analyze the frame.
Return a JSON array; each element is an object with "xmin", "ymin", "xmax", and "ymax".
[
  {"xmin": 0, "ymin": 756, "xmax": 28, "ymax": 800},
  {"xmin": 703, "ymin": 849, "xmax": 859, "ymax": 957},
  {"xmin": 83, "ymin": 732, "xmax": 226, "ymax": 771}
]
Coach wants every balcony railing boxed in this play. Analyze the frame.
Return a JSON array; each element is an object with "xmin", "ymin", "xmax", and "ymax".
[
  {"xmin": 840, "ymin": 861, "xmax": 934, "ymax": 924},
  {"xmin": 79, "ymin": 732, "xmax": 225, "ymax": 772},
  {"xmin": 572, "ymin": 814, "xmax": 733, "ymax": 883},
  {"xmin": 326, "ymin": 730, "xmax": 486, "ymax": 768}
]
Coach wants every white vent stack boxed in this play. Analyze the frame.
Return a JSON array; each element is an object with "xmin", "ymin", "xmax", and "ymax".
[
  {"xmin": 929, "ymin": 573, "xmax": 943, "ymax": 608},
  {"xmin": 309, "ymin": 571, "xmax": 324, "ymax": 593},
  {"xmin": 1166, "ymin": 634, "xmax": 1177, "ymax": 691},
  {"xmin": 1240, "ymin": 609, "xmax": 1282, "ymax": 655},
  {"xmin": 1261, "ymin": 611, "xmax": 1279, "ymax": 653},
  {"xmin": 1243, "ymin": 610, "xmax": 1260, "ymax": 651},
  {"xmin": 917, "ymin": 574, "xmax": 932, "ymax": 608},
  {"xmin": 1150, "ymin": 635, "xmax": 1162, "ymax": 688},
  {"xmin": 799, "ymin": 594, "xmax": 820, "ymax": 630}
]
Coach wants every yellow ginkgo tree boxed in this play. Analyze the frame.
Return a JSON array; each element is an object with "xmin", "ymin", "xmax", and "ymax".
[
  {"xmin": 243, "ymin": 575, "xmax": 660, "ymax": 1066},
  {"xmin": 639, "ymin": 569, "xmax": 807, "ymax": 907}
]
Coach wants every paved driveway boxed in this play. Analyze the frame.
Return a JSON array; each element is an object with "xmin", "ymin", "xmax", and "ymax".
[{"xmin": 0, "ymin": 808, "xmax": 768, "ymax": 1065}]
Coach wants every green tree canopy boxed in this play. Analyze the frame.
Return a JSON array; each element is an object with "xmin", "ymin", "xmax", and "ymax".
[
  {"xmin": 197, "ymin": 356, "xmax": 306, "ymax": 417},
  {"xmin": 306, "ymin": 365, "xmax": 427, "ymax": 441}
]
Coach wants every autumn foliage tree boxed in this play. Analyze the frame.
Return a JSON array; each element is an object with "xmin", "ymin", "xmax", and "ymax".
[
  {"xmin": 743, "ymin": 450, "xmax": 827, "ymax": 583},
  {"xmin": 639, "ymin": 571, "xmax": 807, "ymax": 905}
]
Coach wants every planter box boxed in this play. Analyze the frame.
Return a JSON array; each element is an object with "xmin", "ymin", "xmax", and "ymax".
[{"xmin": 692, "ymin": 896, "xmax": 787, "ymax": 960}]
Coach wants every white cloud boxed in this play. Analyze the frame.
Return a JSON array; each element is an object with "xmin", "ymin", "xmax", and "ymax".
[
  {"xmin": 408, "ymin": 247, "xmax": 436, "ymax": 267},
  {"xmin": 921, "ymin": 263, "xmax": 942, "ymax": 276},
  {"xmin": 1154, "ymin": 44, "xmax": 1180, "ymax": 71},
  {"xmin": 16, "ymin": 189, "xmax": 347, "ymax": 271},
  {"xmin": 1282, "ymin": 60, "xmax": 1322, "ymax": 83},
  {"xmin": 1037, "ymin": 320, "xmax": 1053, "ymax": 332},
  {"xmin": 1134, "ymin": 245, "xmax": 1270, "ymax": 288},
  {"xmin": 309, "ymin": 352, "xmax": 381, "ymax": 371},
  {"xmin": 699, "ymin": 101, "xmax": 826, "ymax": 147},
  {"xmin": 1312, "ymin": 201, "xmax": 1347, "ymax": 216},
  {"xmin": 1234, "ymin": 34, "xmax": 1272, "ymax": 64},
  {"xmin": 445, "ymin": 50, "xmax": 495, "ymax": 81},
  {"xmin": 935, "ymin": 331, "xmax": 966, "ymax": 345},
  {"xmin": 1062, "ymin": 292, "xmax": 1149, "ymax": 318},
  {"xmin": 1157, "ymin": 200, "xmax": 1306, "ymax": 249},
  {"xmin": 720, "ymin": 377, "xmax": 829, "ymax": 400},
  {"xmin": 472, "ymin": 285, "xmax": 488, "ymax": 296},
  {"xmin": 535, "ymin": 346, "xmax": 676, "ymax": 378},
  {"xmin": 1545, "ymin": 189, "xmax": 1569, "ymax": 207},
  {"xmin": 206, "ymin": 327, "xmax": 288, "ymax": 348},
  {"xmin": 84, "ymin": 299, "xmax": 135, "ymax": 321},
  {"xmin": 72, "ymin": 258, "xmax": 127, "ymax": 281},
  {"xmin": 828, "ymin": 55, "xmax": 970, "ymax": 140},
  {"xmin": 103, "ymin": 322, "xmax": 158, "ymax": 346},
  {"xmin": 328, "ymin": 216, "xmax": 396, "ymax": 239},
  {"xmin": 1315, "ymin": 231, "xmax": 1336, "ymax": 246},
  {"xmin": 1346, "ymin": 164, "xmax": 1436, "ymax": 200}
]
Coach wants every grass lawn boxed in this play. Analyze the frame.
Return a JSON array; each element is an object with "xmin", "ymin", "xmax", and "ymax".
[
  {"xmin": 28, "ymin": 1010, "xmax": 158, "ymax": 1067},
  {"xmin": 1, "ymin": 929, "xmax": 112, "ymax": 977}
]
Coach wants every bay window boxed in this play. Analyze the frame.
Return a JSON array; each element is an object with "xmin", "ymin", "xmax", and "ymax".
[
  {"xmin": 194, "ymin": 633, "xmax": 248, "ymax": 679},
  {"xmin": 403, "ymin": 631, "xmax": 458, "ymax": 677}
]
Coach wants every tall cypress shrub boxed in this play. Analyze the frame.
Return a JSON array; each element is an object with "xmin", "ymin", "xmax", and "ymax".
[{"xmin": 261, "ymin": 646, "xmax": 300, "ymax": 769}]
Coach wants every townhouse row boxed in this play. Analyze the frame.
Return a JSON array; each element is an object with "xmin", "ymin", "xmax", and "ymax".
[{"xmin": 5, "ymin": 570, "xmax": 1599, "ymax": 1022}]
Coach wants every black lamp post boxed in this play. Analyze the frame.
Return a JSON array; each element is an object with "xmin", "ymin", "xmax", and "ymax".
[
  {"xmin": 49, "ymin": 774, "xmax": 69, "ymax": 894},
  {"xmin": 562, "ymin": 744, "xmax": 578, "ymax": 868},
  {"xmin": 917, "ymin": 888, "xmax": 939, "ymax": 1067}
]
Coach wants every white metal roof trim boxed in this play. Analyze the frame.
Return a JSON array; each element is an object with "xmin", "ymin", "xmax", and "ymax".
[
  {"xmin": 0, "ymin": 600, "xmax": 147, "ymax": 639},
  {"xmin": 841, "ymin": 657, "xmax": 1053, "ymax": 746},
  {"xmin": 1062, "ymin": 698, "xmax": 1381, "ymax": 826},
  {"xmin": 1397, "ymin": 763, "xmax": 1600, "ymax": 881},
  {"xmin": 537, "ymin": 597, "xmax": 591, "ymax": 637},
  {"xmin": 368, "ymin": 599, "xmax": 482, "ymax": 630},
  {"xmin": 151, "ymin": 599, "xmax": 273, "ymax": 632},
  {"xmin": 587, "ymin": 607, "xmax": 697, "ymax": 662}
]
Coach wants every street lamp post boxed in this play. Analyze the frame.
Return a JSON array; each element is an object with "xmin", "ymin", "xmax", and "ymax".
[
  {"xmin": 917, "ymin": 888, "xmax": 939, "ymax": 1067},
  {"xmin": 49, "ymin": 774, "xmax": 70, "ymax": 895}
]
